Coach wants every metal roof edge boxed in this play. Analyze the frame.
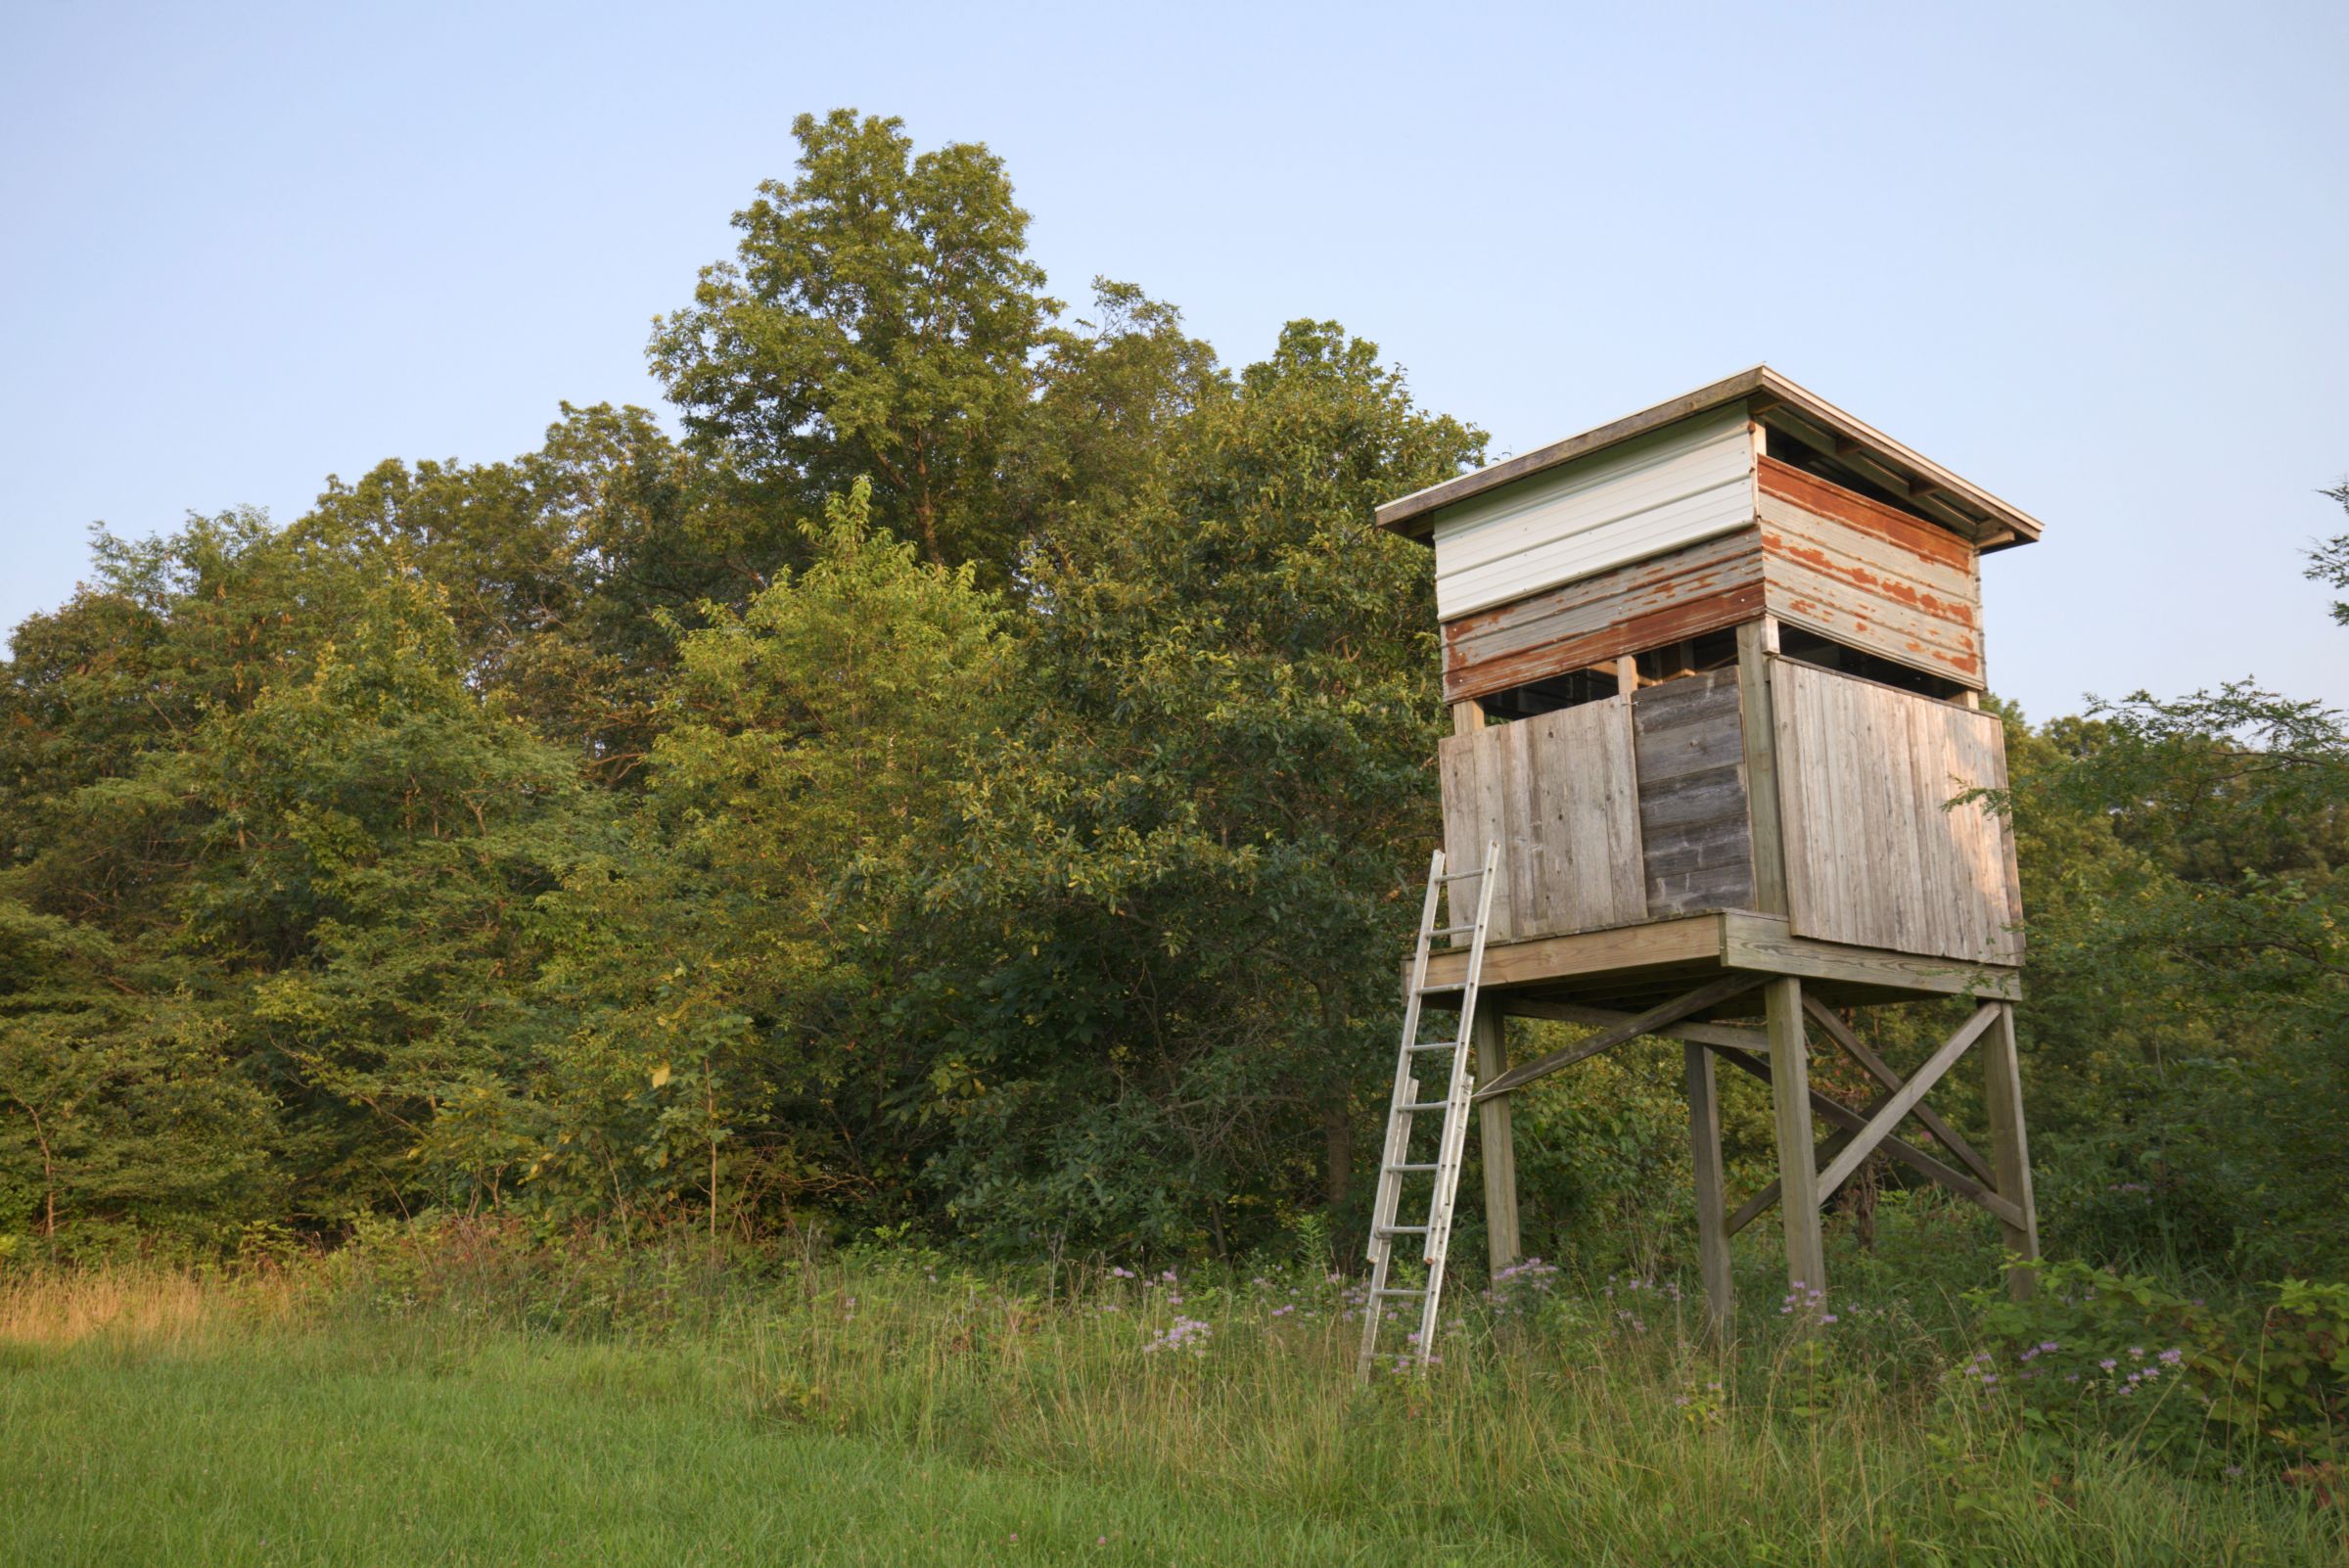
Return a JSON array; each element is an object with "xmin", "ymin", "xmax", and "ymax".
[{"xmin": 1376, "ymin": 365, "xmax": 2046, "ymax": 550}]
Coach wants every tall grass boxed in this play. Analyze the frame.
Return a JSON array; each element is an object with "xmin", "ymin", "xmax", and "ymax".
[{"xmin": 2, "ymin": 1223, "xmax": 2341, "ymax": 1566}]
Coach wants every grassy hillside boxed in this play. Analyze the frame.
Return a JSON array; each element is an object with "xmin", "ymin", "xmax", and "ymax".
[{"xmin": 3, "ymin": 1227, "xmax": 2339, "ymax": 1566}]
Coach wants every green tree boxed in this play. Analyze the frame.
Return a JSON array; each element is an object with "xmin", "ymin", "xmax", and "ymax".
[
  {"xmin": 912, "ymin": 322, "xmax": 1484, "ymax": 1255},
  {"xmin": 649, "ymin": 110, "xmax": 1057, "ymax": 578},
  {"xmin": 1995, "ymin": 487, "xmax": 2349, "ymax": 1276},
  {"xmin": 298, "ymin": 402, "xmax": 789, "ymax": 785},
  {"xmin": 0, "ymin": 896, "xmax": 279, "ymax": 1249},
  {"xmin": 2307, "ymin": 479, "xmax": 2349, "ymax": 625},
  {"xmin": 535, "ymin": 481, "xmax": 1013, "ymax": 1232}
]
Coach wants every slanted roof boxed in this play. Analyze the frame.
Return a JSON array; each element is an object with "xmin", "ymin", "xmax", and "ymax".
[{"xmin": 1376, "ymin": 365, "xmax": 2045, "ymax": 552}]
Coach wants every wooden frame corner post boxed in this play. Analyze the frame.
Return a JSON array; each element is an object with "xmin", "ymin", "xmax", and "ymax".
[
  {"xmin": 1981, "ymin": 1000, "xmax": 2041, "ymax": 1299},
  {"xmin": 1764, "ymin": 976, "xmax": 1826, "ymax": 1300},
  {"xmin": 1686, "ymin": 1040, "xmax": 1732, "ymax": 1338}
]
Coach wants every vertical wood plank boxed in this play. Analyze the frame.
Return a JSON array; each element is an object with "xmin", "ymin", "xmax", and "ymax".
[
  {"xmin": 1475, "ymin": 723, "xmax": 1515, "ymax": 942},
  {"xmin": 1501, "ymin": 718, "xmax": 1537, "ymax": 940},
  {"xmin": 1948, "ymin": 704, "xmax": 1999, "ymax": 961},
  {"xmin": 1882, "ymin": 690, "xmax": 1933, "ymax": 957},
  {"xmin": 1475, "ymin": 1012, "xmax": 1521, "ymax": 1274},
  {"xmin": 1935, "ymin": 704, "xmax": 1973, "ymax": 962},
  {"xmin": 1770, "ymin": 658, "xmax": 2028, "ymax": 965},
  {"xmin": 1439, "ymin": 735, "xmax": 1482, "ymax": 947},
  {"xmin": 1686, "ymin": 1039, "xmax": 1733, "ymax": 1338},
  {"xmin": 1986, "ymin": 709, "xmax": 2027, "ymax": 960},
  {"xmin": 1981, "ymin": 1001, "xmax": 2041, "ymax": 1299},
  {"xmin": 1600, "ymin": 699, "xmax": 1648, "ymax": 924},
  {"xmin": 1737, "ymin": 620, "xmax": 1790, "ymax": 917},
  {"xmin": 1765, "ymin": 976, "xmax": 1826, "ymax": 1301}
]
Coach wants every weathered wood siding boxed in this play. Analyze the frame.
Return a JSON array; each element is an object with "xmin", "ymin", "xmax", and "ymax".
[
  {"xmin": 1757, "ymin": 456, "xmax": 1984, "ymax": 687},
  {"xmin": 1430, "ymin": 406, "xmax": 1756, "ymax": 621},
  {"xmin": 1438, "ymin": 698, "xmax": 1647, "ymax": 944},
  {"xmin": 1771, "ymin": 659, "xmax": 2024, "ymax": 964},
  {"xmin": 1440, "ymin": 529, "xmax": 1764, "ymax": 703},
  {"xmin": 1630, "ymin": 669, "xmax": 1756, "ymax": 916}
]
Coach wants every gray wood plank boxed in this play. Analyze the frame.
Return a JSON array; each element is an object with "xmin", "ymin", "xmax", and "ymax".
[{"xmin": 1771, "ymin": 659, "xmax": 2029, "ymax": 965}]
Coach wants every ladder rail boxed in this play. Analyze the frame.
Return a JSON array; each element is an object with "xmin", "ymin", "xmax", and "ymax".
[
  {"xmin": 1357, "ymin": 840, "xmax": 1498, "ymax": 1381},
  {"xmin": 1413, "ymin": 843, "xmax": 1499, "ymax": 1367},
  {"xmin": 1364, "ymin": 850, "xmax": 1447, "ymax": 1267}
]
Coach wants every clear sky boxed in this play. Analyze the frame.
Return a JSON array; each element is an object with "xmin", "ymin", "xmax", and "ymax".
[{"xmin": 3, "ymin": 0, "xmax": 2343, "ymax": 722}]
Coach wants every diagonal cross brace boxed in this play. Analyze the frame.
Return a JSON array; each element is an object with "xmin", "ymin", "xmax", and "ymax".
[
  {"xmin": 1803, "ymin": 996, "xmax": 1996, "ymax": 1188},
  {"xmin": 1812, "ymin": 1003, "xmax": 2000, "ymax": 1203},
  {"xmin": 1490, "ymin": 996, "xmax": 2017, "ymax": 1226},
  {"xmin": 1470, "ymin": 975, "xmax": 1766, "ymax": 1102},
  {"xmin": 1709, "ymin": 1040, "xmax": 2024, "ymax": 1233}
]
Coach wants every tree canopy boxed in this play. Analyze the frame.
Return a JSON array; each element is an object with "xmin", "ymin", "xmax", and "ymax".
[{"xmin": 5, "ymin": 110, "xmax": 2343, "ymax": 1285}]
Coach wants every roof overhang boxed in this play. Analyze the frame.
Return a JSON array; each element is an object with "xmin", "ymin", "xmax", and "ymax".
[{"xmin": 1375, "ymin": 365, "xmax": 2045, "ymax": 552}]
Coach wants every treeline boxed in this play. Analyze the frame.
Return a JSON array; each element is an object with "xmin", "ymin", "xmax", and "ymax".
[{"xmin": 2, "ymin": 112, "xmax": 2344, "ymax": 1280}]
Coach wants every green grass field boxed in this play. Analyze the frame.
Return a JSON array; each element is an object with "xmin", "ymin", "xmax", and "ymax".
[{"xmin": 3, "ymin": 1234, "xmax": 2341, "ymax": 1566}]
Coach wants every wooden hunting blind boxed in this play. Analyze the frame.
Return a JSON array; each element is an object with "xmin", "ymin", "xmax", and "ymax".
[{"xmin": 1363, "ymin": 366, "xmax": 2043, "ymax": 1352}]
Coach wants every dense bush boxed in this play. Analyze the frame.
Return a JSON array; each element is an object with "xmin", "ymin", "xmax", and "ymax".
[{"xmin": 1970, "ymin": 1260, "xmax": 2349, "ymax": 1475}]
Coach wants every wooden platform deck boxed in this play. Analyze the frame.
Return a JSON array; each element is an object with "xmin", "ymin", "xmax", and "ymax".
[{"xmin": 1413, "ymin": 909, "xmax": 2020, "ymax": 1017}]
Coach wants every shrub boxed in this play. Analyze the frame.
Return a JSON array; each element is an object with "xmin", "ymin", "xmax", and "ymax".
[{"xmin": 1967, "ymin": 1259, "xmax": 2349, "ymax": 1474}]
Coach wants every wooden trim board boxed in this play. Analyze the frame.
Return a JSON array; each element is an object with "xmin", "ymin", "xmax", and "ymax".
[
  {"xmin": 1415, "ymin": 909, "xmax": 2020, "ymax": 1002},
  {"xmin": 1722, "ymin": 912, "xmax": 2021, "ymax": 1000},
  {"xmin": 1377, "ymin": 366, "xmax": 2045, "ymax": 548}
]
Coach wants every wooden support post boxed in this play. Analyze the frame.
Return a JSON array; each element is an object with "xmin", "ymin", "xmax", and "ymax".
[
  {"xmin": 1475, "ymin": 1009, "xmax": 1531, "ymax": 1276},
  {"xmin": 1685, "ymin": 1041, "xmax": 1732, "ymax": 1338},
  {"xmin": 1764, "ymin": 976, "xmax": 1826, "ymax": 1300},
  {"xmin": 1614, "ymin": 655, "xmax": 1638, "ymax": 698},
  {"xmin": 1451, "ymin": 699, "xmax": 1484, "ymax": 737},
  {"xmin": 1710, "ymin": 1041, "xmax": 2024, "ymax": 1233},
  {"xmin": 1473, "ymin": 1011, "xmax": 1520, "ymax": 1274},
  {"xmin": 1980, "ymin": 1001, "xmax": 2041, "ymax": 1299}
]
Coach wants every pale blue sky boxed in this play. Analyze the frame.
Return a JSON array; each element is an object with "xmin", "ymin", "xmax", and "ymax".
[{"xmin": 3, "ymin": 0, "xmax": 2343, "ymax": 721}]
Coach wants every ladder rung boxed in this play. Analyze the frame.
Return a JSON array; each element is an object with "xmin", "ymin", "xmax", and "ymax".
[
  {"xmin": 1371, "ymin": 1286, "xmax": 1428, "ymax": 1298},
  {"xmin": 1438, "ymin": 869, "xmax": 1486, "ymax": 882},
  {"xmin": 1389, "ymin": 1162, "xmax": 1438, "ymax": 1174},
  {"xmin": 1396, "ymin": 1099, "xmax": 1450, "ymax": 1113},
  {"xmin": 1429, "ymin": 922, "xmax": 1479, "ymax": 937},
  {"xmin": 1417, "ymin": 981, "xmax": 1467, "ymax": 994},
  {"xmin": 1405, "ymin": 1039, "xmax": 1460, "ymax": 1053},
  {"xmin": 1377, "ymin": 1223, "xmax": 1430, "ymax": 1235}
]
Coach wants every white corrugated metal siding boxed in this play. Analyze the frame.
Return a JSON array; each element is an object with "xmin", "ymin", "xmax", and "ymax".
[{"xmin": 1431, "ymin": 405, "xmax": 1757, "ymax": 621}]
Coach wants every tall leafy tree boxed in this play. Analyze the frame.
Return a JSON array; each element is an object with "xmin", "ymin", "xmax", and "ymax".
[
  {"xmin": 649, "ymin": 110, "xmax": 1058, "ymax": 578},
  {"xmin": 911, "ymin": 322, "xmax": 1484, "ymax": 1255},
  {"xmin": 534, "ymin": 481, "xmax": 1013, "ymax": 1231},
  {"xmin": 0, "ymin": 895, "xmax": 280, "ymax": 1247},
  {"xmin": 1988, "ymin": 487, "xmax": 2349, "ymax": 1276},
  {"xmin": 298, "ymin": 402, "xmax": 786, "ymax": 785}
]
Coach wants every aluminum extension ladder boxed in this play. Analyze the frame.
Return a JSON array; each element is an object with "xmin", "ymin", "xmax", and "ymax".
[{"xmin": 1356, "ymin": 841, "xmax": 1498, "ymax": 1381}]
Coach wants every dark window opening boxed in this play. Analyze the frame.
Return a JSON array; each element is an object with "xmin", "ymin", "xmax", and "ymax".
[
  {"xmin": 1475, "ymin": 627, "xmax": 1742, "ymax": 721},
  {"xmin": 1471, "ymin": 623, "xmax": 1972, "ymax": 722},
  {"xmin": 1763, "ymin": 426, "xmax": 1942, "ymax": 527},
  {"xmin": 1777, "ymin": 625, "xmax": 1970, "ymax": 700},
  {"xmin": 1481, "ymin": 667, "xmax": 1618, "ymax": 720}
]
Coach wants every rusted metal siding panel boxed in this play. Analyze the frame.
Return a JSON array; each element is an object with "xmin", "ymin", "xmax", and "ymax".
[
  {"xmin": 1756, "ymin": 457, "xmax": 1985, "ymax": 687},
  {"xmin": 1441, "ymin": 529, "xmax": 1765, "ymax": 703},
  {"xmin": 1771, "ymin": 659, "xmax": 2025, "ymax": 965},
  {"xmin": 1437, "ymin": 698, "xmax": 1647, "ymax": 945},
  {"xmin": 1430, "ymin": 406, "xmax": 1757, "ymax": 621},
  {"xmin": 1631, "ymin": 669, "xmax": 1756, "ymax": 917}
]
